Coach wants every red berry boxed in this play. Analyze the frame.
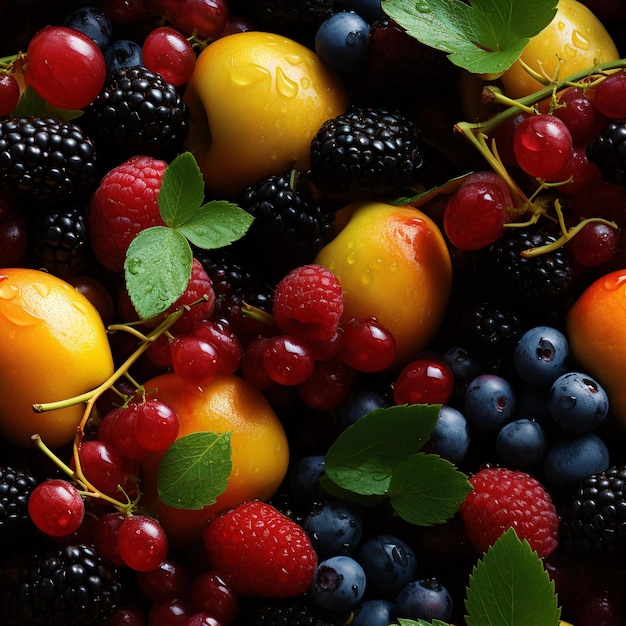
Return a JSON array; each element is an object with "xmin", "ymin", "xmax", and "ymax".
[
  {"xmin": 89, "ymin": 156, "xmax": 168, "ymax": 272},
  {"xmin": 142, "ymin": 26, "xmax": 196, "ymax": 86},
  {"xmin": 117, "ymin": 514, "xmax": 169, "ymax": 572},
  {"xmin": 133, "ymin": 399, "xmax": 180, "ymax": 452},
  {"xmin": 190, "ymin": 571, "xmax": 239, "ymax": 625},
  {"xmin": 459, "ymin": 467, "xmax": 559, "ymax": 558},
  {"xmin": 170, "ymin": 336, "xmax": 220, "ymax": 386},
  {"xmin": 392, "ymin": 357, "xmax": 455, "ymax": 405},
  {"xmin": 28, "ymin": 479, "xmax": 85, "ymax": 537},
  {"xmin": 262, "ymin": 334, "xmax": 315, "ymax": 386},
  {"xmin": 297, "ymin": 357, "xmax": 356, "ymax": 411},
  {"xmin": 0, "ymin": 73, "xmax": 20, "ymax": 116},
  {"xmin": 137, "ymin": 559, "xmax": 191, "ymax": 603},
  {"xmin": 338, "ymin": 317, "xmax": 397, "ymax": 372},
  {"xmin": 203, "ymin": 500, "xmax": 317, "ymax": 597},
  {"xmin": 273, "ymin": 264, "xmax": 344, "ymax": 344}
]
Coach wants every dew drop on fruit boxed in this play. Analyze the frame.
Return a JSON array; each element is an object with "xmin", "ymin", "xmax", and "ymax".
[
  {"xmin": 33, "ymin": 280, "xmax": 51, "ymax": 298},
  {"xmin": 571, "ymin": 29, "xmax": 590, "ymax": 51},
  {"xmin": 276, "ymin": 67, "xmax": 298, "ymax": 98},
  {"xmin": 603, "ymin": 273, "xmax": 626, "ymax": 292},
  {"xmin": 229, "ymin": 63, "xmax": 269, "ymax": 88}
]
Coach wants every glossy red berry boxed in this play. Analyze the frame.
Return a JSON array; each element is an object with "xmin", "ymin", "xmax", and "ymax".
[
  {"xmin": 338, "ymin": 318, "xmax": 397, "ymax": 372},
  {"xmin": 392, "ymin": 357, "xmax": 455, "ymax": 406},
  {"xmin": 28, "ymin": 479, "xmax": 85, "ymax": 537}
]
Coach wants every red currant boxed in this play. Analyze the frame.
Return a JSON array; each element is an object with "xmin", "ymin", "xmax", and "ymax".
[
  {"xmin": 190, "ymin": 571, "xmax": 239, "ymax": 624},
  {"xmin": 137, "ymin": 559, "xmax": 191, "ymax": 603},
  {"xmin": 75, "ymin": 439, "xmax": 126, "ymax": 499},
  {"xmin": 392, "ymin": 357, "xmax": 455, "ymax": 406},
  {"xmin": 570, "ymin": 221, "xmax": 619, "ymax": 267},
  {"xmin": 262, "ymin": 334, "xmax": 315, "ymax": 385},
  {"xmin": 117, "ymin": 514, "xmax": 169, "ymax": 572},
  {"xmin": 0, "ymin": 72, "xmax": 20, "ymax": 116},
  {"xmin": 142, "ymin": 26, "xmax": 196, "ymax": 86},
  {"xmin": 191, "ymin": 319, "xmax": 242, "ymax": 375},
  {"xmin": 95, "ymin": 511, "xmax": 127, "ymax": 567},
  {"xmin": 28, "ymin": 479, "xmax": 85, "ymax": 537},
  {"xmin": 593, "ymin": 71, "xmax": 626, "ymax": 119},
  {"xmin": 133, "ymin": 399, "xmax": 180, "ymax": 452},
  {"xmin": 147, "ymin": 600, "xmax": 192, "ymax": 626},
  {"xmin": 111, "ymin": 404, "xmax": 150, "ymax": 460},
  {"xmin": 172, "ymin": 0, "xmax": 229, "ymax": 39},
  {"xmin": 297, "ymin": 357, "xmax": 356, "ymax": 411},
  {"xmin": 170, "ymin": 336, "xmax": 220, "ymax": 386},
  {"xmin": 338, "ymin": 318, "xmax": 397, "ymax": 372}
]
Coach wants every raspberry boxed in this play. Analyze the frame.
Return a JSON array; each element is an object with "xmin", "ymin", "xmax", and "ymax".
[
  {"xmin": 272, "ymin": 264, "xmax": 344, "ymax": 344},
  {"xmin": 88, "ymin": 155, "xmax": 168, "ymax": 272},
  {"xmin": 203, "ymin": 499, "xmax": 318, "ymax": 598},
  {"xmin": 459, "ymin": 467, "xmax": 559, "ymax": 558}
]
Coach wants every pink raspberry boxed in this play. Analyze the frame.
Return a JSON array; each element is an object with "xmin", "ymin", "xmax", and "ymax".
[
  {"xmin": 89, "ymin": 155, "xmax": 168, "ymax": 272},
  {"xmin": 272, "ymin": 264, "xmax": 344, "ymax": 344},
  {"xmin": 459, "ymin": 467, "xmax": 559, "ymax": 558}
]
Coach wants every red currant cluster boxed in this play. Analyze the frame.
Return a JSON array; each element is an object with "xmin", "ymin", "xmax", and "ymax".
[{"xmin": 443, "ymin": 68, "xmax": 626, "ymax": 269}]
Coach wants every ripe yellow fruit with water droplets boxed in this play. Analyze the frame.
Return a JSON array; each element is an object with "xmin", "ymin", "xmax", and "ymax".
[
  {"xmin": 0, "ymin": 268, "xmax": 114, "ymax": 448},
  {"xmin": 184, "ymin": 30, "xmax": 349, "ymax": 197},
  {"xmin": 499, "ymin": 0, "xmax": 619, "ymax": 98}
]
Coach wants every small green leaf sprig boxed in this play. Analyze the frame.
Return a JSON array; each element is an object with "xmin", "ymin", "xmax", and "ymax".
[
  {"xmin": 125, "ymin": 151, "xmax": 254, "ymax": 321},
  {"xmin": 323, "ymin": 404, "xmax": 472, "ymax": 526},
  {"xmin": 395, "ymin": 529, "xmax": 561, "ymax": 626}
]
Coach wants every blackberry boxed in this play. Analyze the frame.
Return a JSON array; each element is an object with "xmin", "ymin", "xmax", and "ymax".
[
  {"xmin": 0, "ymin": 466, "xmax": 38, "ymax": 536},
  {"xmin": 233, "ymin": 594, "xmax": 339, "ymax": 626},
  {"xmin": 559, "ymin": 466, "xmax": 626, "ymax": 559},
  {"xmin": 310, "ymin": 106, "xmax": 423, "ymax": 195},
  {"xmin": 31, "ymin": 204, "xmax": 89, "ymax": 276},
  {"xmin": 4, "ymin": 543, "xmax": 122, "ymax": 625},
  {"xmin": 238, "ymin": 172, "xmax": 336, "ymax": 273},
  {"xmin": 80, "ymin": 65, "xmax": 189, "ymax": 163},
  {"xmin": 0, "ymin": 117, "xmax": 97, "ymax": 199},
  {"xmin": 476, "ymin": 227, "xmax": 575, "ymax": 312},
  {"xmin": 586, "ymin": 119, "xmax": 626, "ymax": 186}
]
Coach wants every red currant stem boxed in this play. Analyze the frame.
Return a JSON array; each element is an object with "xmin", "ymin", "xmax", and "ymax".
[
  {"xmin": 241, "ymin": 301, "xmax": 275, "ymax": 326},
  {"xmin": 482, "ymin": 86, "xmax": 537, "ymax": 116}
]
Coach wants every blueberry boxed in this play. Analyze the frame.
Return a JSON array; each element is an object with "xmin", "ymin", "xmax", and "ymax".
[
  {"xmin": 340, "ymin": 0, "xmax": 385, "ymax": 23},
  {"xmin": 514, "ymin": 325, "xmax": 570, "ymax": 387},
  {"xmin": 310, "ymin": 555, "xmax": 367, "ymax": 612},
  {"xmin": 335, "ymin": 390, "xmax": 389, "ymax": 432},
  {"xmin": 430, "ymin": 405, "xmax": 470, "ymax": 465},
  {"xmin": 290, "ymin": 454, "xmax": 325, "ymax": 505},
  {"xmin": 104, "ymin": 40, "xmax": 143, "ymax": 73},
  {"xmin": 356, "ymin": 534, "xmax": 417, "ymax": 599},
  {"xmin": 442, "ymin": 346, "xmax": 481, "ymax": 384},
  {"xmin": 395, "ymin": 577, "xmax": 454, "ymax": 623},
  {"xmin": 352, "ymin": 599, "xmax": 397, "ymax": 626},
  {"xmin": 463, "ymin": 374, "xmax": 516, "ymax": 432},
  {"xmin": 496, "ymin": 418, "xmax": 547, "ymax": 469},
  {"xmin": 303, "ymin": 499, "xmax": 364, "ymax": 559},
  {"xmin": 64, "ymin": 6, "xmax": 113, "ymax": 50},
  {"xmin": 548, "ymin": 371, "xmax": 609, "ymax": 433},
  {"xmin": 315, "ymin": 11, "xmax": 370, "ymax": 73},
  {"xmin": 543, "ymin": 433, "xmax": 610, "ymax": 490}
]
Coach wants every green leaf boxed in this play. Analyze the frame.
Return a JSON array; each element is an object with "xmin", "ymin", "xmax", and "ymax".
[
  {"xmin": 157, "ymin": 431, "xmax": 232, "ymax": 510},
  {"xmin": 397, "ymin": 619, "xmax": 451, "ymax": 626},
  {"xmin": 177, "ymin": 201, "xmax": 254, "ymax": 250},
  {"xmin": 324, "ymin": 405, "xmax": 440, "ymax": 496},
  {"xmin": 125, "ymin": 226, "xmax": 192, "ymax": 320},
  {"xmin": 388, "ymin": 453, "xmax": 472, "ymax": 526},
  {"xmin": 158, "ymin": 151, "xmax": 206, "ymax": 228},
  {"xmin": 465, "ymin": 528, "xmax": 561, "ymax": 626},
  {"xmin": 319, "ymin": 473, "xmax": 388, "ymax": 507},
  {"xmin": 11, "ymin": 85, "xmax": 83, "ymax": 121},
  {"xmin": 382, "ymin": 0, "xmax": 558, "ymax": 74}
]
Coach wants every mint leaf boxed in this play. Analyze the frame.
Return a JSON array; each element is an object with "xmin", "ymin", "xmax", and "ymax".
[
  {"xmin": 125, "ymin": 226, "xmax": 192, "ymax": 320},
  {"xmin": 465, "ymin": 528, "xmax": 561, "ymax": 626},
  {"xmin": 324, "ymin": 404, "xmax": 440, "ymax": 495},
  {"xmin": 177, "ymin": 201, "xmax": 254, "ymax": 250},
  {"xmin": 319, "ymin": 473, "xmax": 387, "ymax": 507},
  {"xmin": 158, "ymin": 151, "xmax": 205, "ymax": 227},
  {"xmin": 382, "ymin": 0, "xmax": 558, "ymax": 74},
  {"xmin": 158, "ymin": 431, "xmax": 232, "ymax": 510},
  {"xmin": 388, "ymin": 453, "xmax": 472, "ymax": 525}
]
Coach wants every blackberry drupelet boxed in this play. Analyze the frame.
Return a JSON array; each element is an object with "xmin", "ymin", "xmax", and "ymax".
[
  {"xmin": 310, "ymin": 106, "xmax": 423, "ymax": 195},
  {"xmin": 559, "ymin": 466, "xmax": 626, "ymax": 559},
  {"xmin": 0, "ymin": 466, "xmax": 38, "ymax": 536},
  {"xmin": 31, "ymin": 204, "xmax": 89, "ymax": 276},
  {"xmin": 476, "ymin": 227, "xmax": 575, "ymax": 312},
  {"xmin": 233, "ymin": 594, "xmax": 339, "ymax": 626},
  {"xmin": 586, "ymin": 119, "xmax": 626, "ymax": 186},
  {"xmin": 4, "ymin": 543, "xmax": 122, "ymax": 625},
  {"xmin": 80, "ymin": 65, "xmax": 189, "ymax": 163},
  {"xmin": 0, "ymin": 117, "xmax": 97, "ymax": 199},
  {"xmin": 238, "ymin": 172, "xmax": 336, "ymax": 273}
]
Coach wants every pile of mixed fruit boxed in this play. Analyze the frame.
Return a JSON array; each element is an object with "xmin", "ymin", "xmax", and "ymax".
[{"xmin": 3, "ymin": 0, "xmax": 626, "ymax": 624}]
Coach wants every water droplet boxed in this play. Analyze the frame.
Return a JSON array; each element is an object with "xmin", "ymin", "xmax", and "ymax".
[
  {"xmin": 33, "ymin": 280, "xmax": 51, "ymax": 298},
  {"xmin": 229, "ymin": 62, "xmax": 271, "ymax": 88},
  {"xmin": 300, "ymin": 77, "xmax": 311, "ymax": 89},
  {"xmin": 604, "ymin": 273, "xmax": 626, "ymax": 292},
  {"xmin": 346, "ymin": 251, "xmax": 357, "ymax": 265},
  {"xmin": 558, "ymin": 395, "xmax": 577, "ymax": 410},
  {"xmin": 0, "ymin": 282, "xmax": 17, "ymax": 300},
  {"xmin": 571, "ymin": 29, "xmax": 590, "ymax": 51},
  {"xmin": 361, "ymin": 271, "xmax": 371, "ymax": 285},
  {"xmin": 71, "ymin": 301, "xmax": 88, "ymax": 316},
  {"xmin": 415, "ymin": 1, "xmax": 431, "ymax": 12},
  {"xmin": 276, "ymin": 66, "xmax": 298, "ymax": 98},
  {"xmin": 557, "ymin": 20, "xmax": 566, "ymax": 31},
  {"xmin": 284, "ymin": 53, "xmax": 303, "ymax": 66}
]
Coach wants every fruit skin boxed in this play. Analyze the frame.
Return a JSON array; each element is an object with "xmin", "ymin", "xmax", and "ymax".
[
  {"xmin": 140, "ymin": 373, "xmax": 290, "ymax": 544},
  {"xmin": 203, "ymin": 499, "xmax": 317, "ymax": 598},
  {"xmin": 315, "ymin": 201, "xmax": 451, "ymax": 368},
  {"xmin": 459, "ymin": 466, "xmax": 559, "ymax": 558},
  {"xmin": 567, "ymin": 269, "xmax": 626, "ymax": 427},
  {"xmin": 183, "ymin": 31, "xmax": 349, "ymax": 197},
  {"xmin": 499, "ymin": 0, "xmax": 619, "ymax": 98},
  {"xmin": 0, "ymin": 268, "xmax": 114, "ymax": 448}
]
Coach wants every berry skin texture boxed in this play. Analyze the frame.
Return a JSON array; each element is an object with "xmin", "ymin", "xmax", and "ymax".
[
  {"xmin": 89, "ymin": 155, "xmax": 168, "ymax": 272},
  {"xmin": 203, "ymin": 499, "xmax": 317, "ymax": 597},
  {"xmin": 272, "ymin": 263, "xmax": 344, "ymax": 344},
  {"xmin": 459, "ymin": 467, "xmax": 559, "ymax": 558}
]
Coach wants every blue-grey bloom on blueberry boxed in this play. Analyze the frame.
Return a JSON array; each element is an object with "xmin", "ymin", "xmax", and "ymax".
[
  {"xmin": 496, "ymin": 418, "xmax": 547, "ymax": 469},
  {"xmin": 352, "ymin": 598, "xmax": 397, "ymax": 626},
  {"xmin": 543, "ymin": 432, "xmax": 610, "ymax": 490},
  {"xmin": 356, "ymin": 534, "xmax": 417, "ymax": 599},
  {"xmin": 430, "ymin": 405, "xmax": 470, "ymax": 465},
  {"xmin": 464, "ymin": 374, "xmax": 516, "ymax": 432},
  {"xmin": 310, "ymin": 555, "xmax": 366, "ymax": 611},
  {"xmin": 335, "ymin": 389, "xmax": 389, "ymax": 432},
  {"xmin": 548, "ymin": 371, "xmax": 609, "ymax": 433},
  {"xmin": 395, "ymin": 577, "xmax": 454, "ymax": 623},
  {"xmin": 315, "ymin": 11, "xmax": 370, "ymax": 73},
  {"xmin": 290, "ymin": 454, "xmax": 325, "ymax": 505},
  {"xmin": 514, "ymin": 325, "xmax": 570, "ymax": 387},
  {"xmin": 104, "ymin": 39, "xmax": 143, "ymax": 73},
  {"xmin": 64, "ymin": 6, "xmax": 113, "ymax": 50},
  {"xmin": 303, "ymin": 499, "xmax": 364, "ymax": 559}
]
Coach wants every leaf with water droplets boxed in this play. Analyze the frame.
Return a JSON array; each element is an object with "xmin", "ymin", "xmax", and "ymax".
[{"xmin": 158, "ymin": 431, "xmax": 232, "ymax": 510}]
